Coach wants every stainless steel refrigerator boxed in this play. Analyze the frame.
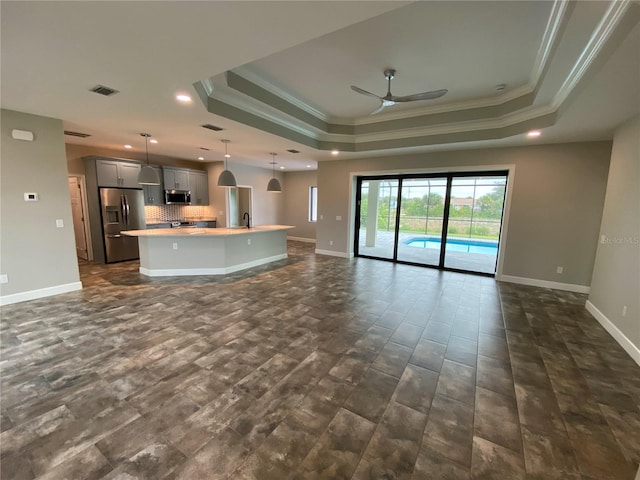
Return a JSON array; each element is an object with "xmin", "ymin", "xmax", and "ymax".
[{"xmin": 100, "ymin": 188, "xmax": 145, "ymax": 263}]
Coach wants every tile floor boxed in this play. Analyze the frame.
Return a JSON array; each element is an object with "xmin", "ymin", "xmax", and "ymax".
[{"xmin": 1, "ymin": 241, "xmax": 639, "ymax": 479}]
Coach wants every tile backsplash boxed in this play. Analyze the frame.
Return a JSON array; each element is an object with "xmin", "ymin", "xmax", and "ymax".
[{"xmin": 145, "ymin": 205, "xmax": 215, "ymax": 222}]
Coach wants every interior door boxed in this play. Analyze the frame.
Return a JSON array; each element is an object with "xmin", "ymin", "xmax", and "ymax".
[
  {"xmin": 68, "ymin": 176, "xmax": 88, "ymax": 260},
  {"xmin": 226, "ymin": 186, "xmax": 252, "ymax": 227}
]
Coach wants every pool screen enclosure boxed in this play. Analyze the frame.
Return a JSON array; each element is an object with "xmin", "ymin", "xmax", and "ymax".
[{"xmin": 354, "ymin": 171, "xmax": 508, "ymax": 275}]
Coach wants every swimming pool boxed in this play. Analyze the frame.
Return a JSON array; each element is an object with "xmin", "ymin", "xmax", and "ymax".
[{"xmin": 405, "ymin": 236, "xmax": 498, "ymax": 255}]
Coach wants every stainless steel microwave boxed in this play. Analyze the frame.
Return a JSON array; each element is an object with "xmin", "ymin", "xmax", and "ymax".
[{"xmin": 164, "ymin": 189, "xmax": 191, "ymax": 205}]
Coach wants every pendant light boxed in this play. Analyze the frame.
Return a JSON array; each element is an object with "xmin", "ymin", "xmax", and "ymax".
[
  {"xmin": 137, "ymin": 133, "xmax": 160, "ymax": 185},
  {"xmin": 267, "ymin": 152, "xmax": 282, "ymax": 192},
  {"xmin": 217, "ymin": 139, "xmax": 237, "ymax": 187}
]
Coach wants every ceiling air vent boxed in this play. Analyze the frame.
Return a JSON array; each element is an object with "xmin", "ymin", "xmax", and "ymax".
[
  {"xmin": 287, "ymin": 149, "xmax": 300, "ymax": 154},
  {"xmin": 90, "ymin": 85, "xmax": 119, "ymax": 96},
  {"xmin": 199, "ymin": 147, "xmax": 210, "ymax": 151},
  {"xmin": 64, "ymin": 130, "xmax": 91, "ymax": 138},
  {"xmin": 201, "ymin": 124, "xmax": 224, "ymax": 132}
]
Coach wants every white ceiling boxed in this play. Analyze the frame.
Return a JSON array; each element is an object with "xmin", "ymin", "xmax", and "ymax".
[{"xmin": 2, "ymin": 1, "xmax": 639, "ymax": 171}]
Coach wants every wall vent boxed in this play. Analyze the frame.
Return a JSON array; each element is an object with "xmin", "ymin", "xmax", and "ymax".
[
  {"xmin": 90, "ymin": 85, "xmax": 119, "ymax": 96},
  {"xmin": 201, "ymin": 124, "xmax": 224, "ymax": 132},
  {"xmin": 286, "ymin": 149, "xmax": 300, "ymax": 154},
  {"xmin": 64, "ymin": 130, "xmax": 91, "ymax": 138}
]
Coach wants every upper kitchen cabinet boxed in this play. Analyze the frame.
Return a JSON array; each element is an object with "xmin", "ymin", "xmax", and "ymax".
[
  {"xmin": 163, "ymin": 167, "xmax": 189, "ymax": 191},
  {"xmin": 95, "ymin": 159, "xmax": 141, "ymax": 188},
  {"xmin": 143, "ymin": 166, "xmax": 164, "ymax": 205},
  {"xmin": 189, "ymin": 171, "xmax": 209, "ymax": 205}
]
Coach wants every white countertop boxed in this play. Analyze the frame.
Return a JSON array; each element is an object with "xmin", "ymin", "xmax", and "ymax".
[{"xmin": 122, "ymin": 225, "xmax": 294, "ymax": 237}]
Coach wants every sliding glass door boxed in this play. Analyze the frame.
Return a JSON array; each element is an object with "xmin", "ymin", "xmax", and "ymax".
[
  {"xmin": 396, "ymin": 178, "xmax": 447, "ymax": 266},
  {"xmin": 357, "ymin": 179, "xmax": 399, "ymax": 260},
  {"xmin": 443, "ymin": 176, "xmax": 507, "ymax": 274},
  {"xmin": 355, "ymin": 172, "xmax": 508, "ymax": 275}
]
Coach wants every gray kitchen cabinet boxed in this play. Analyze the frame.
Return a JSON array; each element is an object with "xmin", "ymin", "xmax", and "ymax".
[
  {"xmin": 163, "ymin": 167, "xmax": 190, "ymax": 191},
  {"xmin": 96, "ymin": 159, "xmax": 141, "ymax": 188},
  {"xmin": 189, "ymin": 171, "xmax": 209, "ymax": 205},
  {"xmin": 143, "ymin": 166, "xmax": 164, "ymax": 205}
]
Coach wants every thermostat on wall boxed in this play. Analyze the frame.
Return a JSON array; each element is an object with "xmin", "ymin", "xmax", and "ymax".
[
  {"xmin": 24, "ymin": 192, "xmax": 39, "ymax": 202},
  {"xmin": 12, "ymin": 129, "xmax": 34, "ymax": 141}
]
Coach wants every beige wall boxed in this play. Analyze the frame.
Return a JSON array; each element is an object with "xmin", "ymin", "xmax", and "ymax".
[
  {"xmin": 206, "ymin": 162, "xmax": 284, "ymax": 228},
  {"xmin": 316, "ymin": 141, "xmax": 611, "ymax": 287},
  {"xmin": 588, "ymin": 116, "xmax": 640, "ymax": 354},
  {"xmin": 283, "ymin": 170, "xmax": 317, "ymax": 241},
  {"xmin": 66, "ymin": 143, "xmax": 207, "ymax": 176},
  {"xmin": 1, "ymin": 109, "xmax": 80, "ymax": 302}
]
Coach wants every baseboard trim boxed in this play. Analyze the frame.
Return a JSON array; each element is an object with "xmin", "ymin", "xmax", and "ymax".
[
  {"xmin": 585, "ymin": 300, "xmax": 640, "ymax": 366},
  {"xmin": 315, "ymin": 249, "xmax": 351, "ymax": 258},
  {"xmin": 497, "ymin": 274, "xmax": 590, "ymax": 294},
  {"xmin": 139, "ymin": 253, "xmax": 288, "ymax": 277},
  {"xmin": 0, "ymin": 281, "xmax": 83, "ymax": 306},
  {"xmin": 287, "ymin": 236, "xmax": 316, "ymax": 244}
]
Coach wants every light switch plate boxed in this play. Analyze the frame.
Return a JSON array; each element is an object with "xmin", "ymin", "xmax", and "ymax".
[{"xmin": 56, "ymin": 219, "xmax": 64, "ymax": 228}]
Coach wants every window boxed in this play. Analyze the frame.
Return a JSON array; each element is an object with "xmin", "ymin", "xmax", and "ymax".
[{"xmin": 309, "ymin": 186, "xmax": 318, "ymax": 222}]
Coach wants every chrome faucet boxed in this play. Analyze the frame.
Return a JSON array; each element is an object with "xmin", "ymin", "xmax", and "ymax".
[{"xmin": 243, "ymin": 212, "xmax": 250, "ymax": 229}]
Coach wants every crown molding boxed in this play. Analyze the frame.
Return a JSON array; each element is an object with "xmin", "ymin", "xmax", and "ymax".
[
  {"xmin": 196, "ymin": 0, "xmax": 632, "ymax": 153},
  {"xmin": 233, "ymin": 66, "xmax": 331, "ymax": 122},
  {"xmin": 352, "ymin": 105, "xmax": 557, "ymax": 143},
  {"xmin": 553, "ymin": 0, "xmax": 633, "ymax": 108},
  {"xmin": 530, "ymin": 0, "xmax": 571, "ymax": 89}
]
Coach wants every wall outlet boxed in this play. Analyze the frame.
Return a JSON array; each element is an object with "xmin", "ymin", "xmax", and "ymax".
[
  {"xmin": 0, "ymin": 274, "xmax": 8, "ymax": 284},
  {"xmin": 329, "ymin": 240, "xmax": 333, "ymax": 246},
  {"xmin": 556, "ymin": 266, "xmax": 563, "ymax": 274},
  {"xmin": 336, "ymin": 215, "xmax": 342, "ymax": 221},
  {"xmin": 24, "ymin": 192, "xmax": 39, "ymax": 202},
  {"xmin": 247, "ymin": 238, "xmax": 251, "ymax": 245},
  {"xmin": 172, "ymin": 242, "xmax": 178, "ymax": 250},
  {"xmin": 622, "ymin": 305, "xmax": 627, "ymax": 317},
  {"xmin": 56, "ymin": 219, "xmax": 64, "ymax": 228},
  {"xmin": 320, "ymin": 215, "xmax": 324, "ymax": 220}
]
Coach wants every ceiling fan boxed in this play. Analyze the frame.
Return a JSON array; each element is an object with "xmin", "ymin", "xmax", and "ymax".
[{"xmin": 351, "ymin": 69, "xmax": 447, "ymax": 115}]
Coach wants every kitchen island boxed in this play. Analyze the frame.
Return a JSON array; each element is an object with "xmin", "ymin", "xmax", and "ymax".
[{"xmin": 122, "ymin": 225, "xmax": 294, "ymax": 276}]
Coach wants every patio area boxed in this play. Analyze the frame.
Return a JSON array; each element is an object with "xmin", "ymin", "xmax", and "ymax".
[{"xmin": 357, "ymin": 230, "xmax": 498, "ymax": 274}]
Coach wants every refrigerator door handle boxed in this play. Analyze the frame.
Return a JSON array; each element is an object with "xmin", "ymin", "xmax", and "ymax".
[
  {"xmin": 120, "ymin": 194, "xmax": 126, "ymax": 225},
  {"xmin": 123, "ymin": 194, "xmax": 130, "ymax": 225}
]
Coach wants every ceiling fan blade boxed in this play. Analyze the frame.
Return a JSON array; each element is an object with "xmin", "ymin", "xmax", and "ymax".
[
  {"xmin": 393, "ymin": 89, "xmax": 448, "ymax": 102},
  {"xmin": 351, "ymin": 85, "xmax": 382, "ymax": 100},
  {"xmin": 369, "ymin": 103, "xmax": 387, "ymax": 115}
]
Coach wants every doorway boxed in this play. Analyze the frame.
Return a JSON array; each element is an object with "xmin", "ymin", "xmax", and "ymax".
[
  {"xmin": 355, "ymin": 172, "xmax": 508, "ymax": 275},
  {"xmin": 68, "ymin": 176, "xmax": 91, "ymax": 260},
  {"xmin": 227, "ymin": 186, "xmax": 253, "ymax": 228}
]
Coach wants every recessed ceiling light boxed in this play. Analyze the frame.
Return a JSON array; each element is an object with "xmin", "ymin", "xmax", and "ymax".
[
  {"xmin": 198, "ymin": 156, "xmax": 204, "ymax": 161},
  {"xmin": 527, "ymin": 130, "xmax": 541, "ymax": 138},
  {"xmin": 149, "ymin": 139, "xmax": 158, "ymax": 144},
  {"xmin": 331, "ymin": 149, "xmax": 339, "ymax": 155},
  {"xmin": 279, "ymin": 166, "xmax": 285, "ymax": 170},
  {"xmin": 124, "ymin": 144, "xmax": 132, "ymax": 149},
  {"xmin": 306, "ymin": 165, "xmax": 312, "ymax": 168},
  {"xmin": 176, "ymin": 94, "xmax": 192, "ymax": 103}
]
